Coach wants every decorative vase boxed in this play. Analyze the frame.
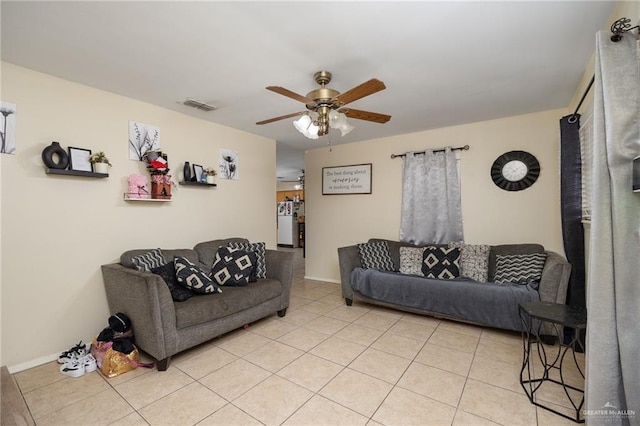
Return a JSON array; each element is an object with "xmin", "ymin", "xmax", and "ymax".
[
  {"xmin": 94, "ymin": 162, "xmax": 109, "ymax": 174},
  {"xmin": 183, "ymin": 161, "xmax": 191, "ymax": 182},
  {"xmin": 42, "ymin": 141, "xmax": 69, "ymax": 169},
  {"xmin": 151, "ymin": 175, "xmax": 172, "ymax": 199},
  {"xmin": 206, "ymin": 175, "xmax": 215, "ymax": 184}
]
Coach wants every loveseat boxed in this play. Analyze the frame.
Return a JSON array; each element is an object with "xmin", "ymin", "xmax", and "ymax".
[
  {"xmin": 101, "ymin": 237, "xmax": 293, "ymax": 370},
  {"xmin": 338, "ymin": 239, "xmax": 571, "ymax": 334}
]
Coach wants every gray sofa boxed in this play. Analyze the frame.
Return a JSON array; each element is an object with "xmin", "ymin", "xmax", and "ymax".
[
  {"xmin": 338, "ymin": 239, "xmax": 571, "ymax": 334},
  {"xmin": 101, "ymin": 237, "xmax": 294, "ymax": 370}
]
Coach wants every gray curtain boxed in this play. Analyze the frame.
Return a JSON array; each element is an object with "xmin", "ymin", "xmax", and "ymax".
[
  {"xmin": 586, "ymin": 31, "xmax": 639, "ymax": 425},
  {"xmin": 399, "ymin": 147, "xmax": 463, "ymax": 244}
]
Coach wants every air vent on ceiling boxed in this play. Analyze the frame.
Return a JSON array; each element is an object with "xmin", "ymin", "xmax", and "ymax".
[{"xmin": 183, "ymin": 98, "xmax": 217, "ymax": 112}]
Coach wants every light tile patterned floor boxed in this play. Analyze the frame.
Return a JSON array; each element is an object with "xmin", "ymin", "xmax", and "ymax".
[{"xmin": 13, "ymin": 248, "xmax": 581, "ymax": 425}]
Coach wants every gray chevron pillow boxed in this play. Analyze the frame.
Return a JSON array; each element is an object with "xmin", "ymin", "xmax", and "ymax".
[
  {"xmin": 357, "ymin": 241, "xmax": 395, "ymax": 271},
  {"xmin": 493, "ymin": 253, "xmax": 547, "ymax": 285},
  {"xmin": 130, "ymin": 248, "xmax": 166, "ymax": 272}
]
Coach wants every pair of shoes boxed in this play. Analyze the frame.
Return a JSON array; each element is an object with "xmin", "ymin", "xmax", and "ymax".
[
  {"xmin": 59, "ymin": 354, "xmax": 97, "ymax": 378},
  {"xmin": 57, "ymin": 341, "xmax": 87, "ymax": 364}
]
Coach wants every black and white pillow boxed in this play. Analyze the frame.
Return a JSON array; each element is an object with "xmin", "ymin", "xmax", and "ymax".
[
  {"xmin": 357, "ymin": 241, "xmax": 395, "ymax": 271},
  {"xmin": 422, "ymin": 247, "xmax": 461, "ymax": 279},
  {"xmin": 130, "ymin": 248, "xmax": 166, "ymax": 272},
  {"xmin": 174, "ymin": 256, "xmax": 221, "ymax": 294},
  {"xmin": 210, "ymin": 247, "xmax": 257, "ymax": 286},
  {"xmin": 448, "ymin": 242, "xmax": 490, "ymax": 282},
  {"xmin": 150, "ymin": 262, "xmax": 194, "ymax": 302},
  {"xmin": 227, "ymin": 242, "xmax": 266, "ymax": 279},
  {"xmin": 493, "ymin": 253, "xmax": 547, "ymax": 285},
  {"xmin": 399, "ymin": 247, "xmax": 425, "ymax": 276}
]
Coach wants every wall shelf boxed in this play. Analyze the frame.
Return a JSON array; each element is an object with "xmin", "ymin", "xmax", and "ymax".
[
  {"xmin": 123, "ymin": 193, "xmax": 171, "ymax": 202},
  {"xmin": 46, "ymin": 168, "xmax": 108, "ymax": 178},
  {"xmin": 179, "ymin": 181, "xmax": 217, "ymax": 187}
]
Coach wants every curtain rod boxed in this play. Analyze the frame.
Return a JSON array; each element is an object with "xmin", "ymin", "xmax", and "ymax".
[
  {"xmin": 391, "ymin": 144, "xmax": 469, "ymax": 159},
  {"xmin": 569, "ymin": 17, "xmax": 638, "ymax": 124},
  {"xmin": 568, "ymin": 76, "xmax": 594, "ymax": 124}
]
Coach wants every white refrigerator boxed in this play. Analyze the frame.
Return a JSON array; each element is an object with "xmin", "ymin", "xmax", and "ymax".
[{"xmin": 277, "ymin": 201, "xmax": 298, "ymax": 247}]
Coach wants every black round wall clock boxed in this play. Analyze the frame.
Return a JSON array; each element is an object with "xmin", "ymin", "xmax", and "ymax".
[{"xmin": 491, "ymin": 150, "xmax": 540, "ymax": 191}]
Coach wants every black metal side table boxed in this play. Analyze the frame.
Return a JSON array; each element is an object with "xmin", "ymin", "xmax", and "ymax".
[{"xmin": 519, "ymin": 301, "xmax": 587, "ymax": 423}]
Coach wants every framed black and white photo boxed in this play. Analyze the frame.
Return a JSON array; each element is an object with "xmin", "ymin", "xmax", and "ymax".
[
  {"xmin": 129, "ymin": 121, "xmax": 160, "ymax": 161},
  {"xmin": 1, "ymin": 101, "xmax": 17, "ymax": 155},
  {"xmin": 322, "ymin": 163, "xmax": 372, "ymax": 195},
  {"xmin": 193, "ymin": 164, "xmax": 204, "ymax": 182},
  {"xmin": 219, "ymin": 149, "xmax": 239, "ymax": 180},
  {"xmin": 68, "ymin": 147, "xmax": 93, "ymax": 172}
]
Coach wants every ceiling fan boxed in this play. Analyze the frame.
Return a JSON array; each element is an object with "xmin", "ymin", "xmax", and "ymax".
[{"xmin": 256, "ymin": 71, "xmax": 391, "ymax": 139}]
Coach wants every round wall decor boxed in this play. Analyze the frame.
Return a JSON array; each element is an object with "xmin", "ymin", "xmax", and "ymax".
[{"xmin": 491, "ymin": 150, "xmax": 540, "ymax": 191}]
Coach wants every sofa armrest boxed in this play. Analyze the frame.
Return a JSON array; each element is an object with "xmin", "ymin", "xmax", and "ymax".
[
  {"xmin": 538, "ymin": 251, "xmax": 572, "ymax": 305},
  {"xmin": 100, "ymin": 264, "xmax": 177, "ymax": 361},
  {"xmin": 265, "ymin": 250, "xmax": 294, "ymax": 308},
  {"xmin": 338, "ymin": 245, "xmax": 362, "ymax": 300}
]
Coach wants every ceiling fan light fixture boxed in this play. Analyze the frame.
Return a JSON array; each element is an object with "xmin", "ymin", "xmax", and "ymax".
[
  {"xmin": 339, "ymin": 121, "xmax": 354, "ymax": 136},
  {"xmin": 293, "ymin": 114, "xmax": 312, "ymax": 134},
  {"xmin": 307, "ymin": 122, "xmax": 319, "ymax": 139},
  {"xmin": 329, "ymin": 110, "xmax": 347, "ymax": 129},
  {"xmin": 293, "ymin": 114, "xmax": 320, "ymax": 139}
]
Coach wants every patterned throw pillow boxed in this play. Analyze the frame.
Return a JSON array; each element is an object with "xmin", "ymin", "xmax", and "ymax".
[
  {"xmin": 227, "ymin": 242, "xmax": 266, "ymax": 279},
  {"xmin": 448, "ymin": 242, "xmax": 490, "ymax": 282},
  {"xmin": 174, "ymin": 256, "xmax": 221, "ymax": 294},
  {"xmin": 422, "ymin": 247, "xmax": 461, "ymax": 279},
  {"xmin": 150, "ymin": 262, "xmax": 194, "ymax": 302},
  {"xmin": 493, "ymin": 253, "xmax": 547, "ymax": 285},
  {"xmin": 399, "ymin": 247, "xmax": 425, "ymax": 276},
  {"xmin": 210, "ymin": 247, "xmax": 257, "ymax": 286},
  {"xmin": 130, "ymin": 248, "xmax": 166, "ymax": 272},
  {"xmin": 357, "ymin": 241, "xmax": 395, "ymax": 271}
]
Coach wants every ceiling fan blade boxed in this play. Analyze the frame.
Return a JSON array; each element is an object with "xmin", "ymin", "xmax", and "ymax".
[
  {"xmin": 339, "ymin": 108, "xmax": 391, "ymax": 124},
  {"xmin": 256, "ymin": 111, "xmax": 304, "ymax": 125},
  {"xmin": 333, "ymin": 79, "xmax": 386, "ymax": 106},
  {"xmin": 266, "ymin": 86, "xmax": 315, "ymax": 105}
]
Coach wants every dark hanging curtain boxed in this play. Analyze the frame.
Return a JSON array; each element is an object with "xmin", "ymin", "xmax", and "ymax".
[{"xmin": 559, "ymin": 114, "xmax": 586, "ymax": 345}]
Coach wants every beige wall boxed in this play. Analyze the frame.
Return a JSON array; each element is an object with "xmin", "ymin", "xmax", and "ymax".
[
  {"xmin": 0, "ymin": 63, "xmax": 277, "ymax": 370},
  {"xmin": 305, "ymin": 108, "xmax": 568, "ymax": 282}
]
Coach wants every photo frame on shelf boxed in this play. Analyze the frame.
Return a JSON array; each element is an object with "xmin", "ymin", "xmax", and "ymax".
[
  {"xmin": 192, "ymin": 164, "xmax": 204, "ymax": 183},
  {"xmin": 322, "ymin": 163, "xmax": 372, "ymax": 195},
  {"xmin": 68, "ymin": 147, "xmax": 93, "ymax": 172}
]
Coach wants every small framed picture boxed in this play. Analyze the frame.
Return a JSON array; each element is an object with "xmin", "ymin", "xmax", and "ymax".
[
  {"xmin": 68, "ymin": 147, "xmax": 93, "ymax": 172},
  {"xmin": 192, "ymin": 164, "xmax": 204, "ymax": 182}
]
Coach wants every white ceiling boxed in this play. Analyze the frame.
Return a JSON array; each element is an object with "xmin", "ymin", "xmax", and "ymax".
[{"xmin": 1, "ymin": 1, "xmax": 615, "ymax": 182}]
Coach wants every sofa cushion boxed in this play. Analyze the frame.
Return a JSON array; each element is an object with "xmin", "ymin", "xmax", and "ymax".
[
  {"xmin": 368, "ymin": 239, "xmax": 448, "ymax": 271},
  {"xmin": 448, "ymin": 242, "xmax": 490, "ymax": 282},
  {"xmin": 422, "ymin": 247, "xmax": 461, "ymax": 279},
  {"xmin": 358, "ymin": 241, "xmax": 395, "ymax": 271},
  {"xmin": 193, "ymin": 238, "xmax": 250, "ymax": 272},
  {"xmin": 494, "ymin": 253, "xmax": 547, "ymax": 285},
  {"xmin": 399, "ymin": 247, "xmax": 425, "ymax": 276},
  {"xmin": 174, "ymin": 279, "xmax": 284, "ymax": 329},
  {"xmin": 210, "ymin": 247, "xmax": 257, "ymax": 286},
  {"xmin": 150, "ymin": 262, "xmax": 194, "ymax": 302},
  {"xmin": 488, "ymin": 244, "xmax": 545, "ymax": 281},
  {"xmin": 174, "ymin": 256, "xmax": 222, "ymax": 294},
  {"xmin": 128, "ymin": 248, "xmax": 166, "ymax": 272},
  {"xmin": 227, "ymin": 242, "xmax": 267, "ymax": 279},
  {"xmin": 121, "ymin": 248, "xmax": 198, "ymax": 270}
]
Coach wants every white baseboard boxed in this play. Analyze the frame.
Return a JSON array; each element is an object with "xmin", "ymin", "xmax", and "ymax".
[
  {"xmin": 8, "ymin": 352, "xmax": 60, "ymax": 374},
  {"xmin": 303, "ymin": 276, "xmax": 340, "ymax": 284}
]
